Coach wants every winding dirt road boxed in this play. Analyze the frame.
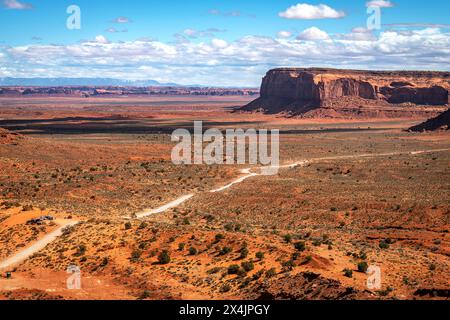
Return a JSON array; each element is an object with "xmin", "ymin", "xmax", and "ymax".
[
  {"xmin": 0, "ymin": 220, "xmax": 78, "ymax": 271},
  {"xmin": 2, "ymin": 148, "xmax": 448, "ymax": 270},
  {"xmin": 133, "ymin": 148, "xmax": 450, "ymax": 218}
]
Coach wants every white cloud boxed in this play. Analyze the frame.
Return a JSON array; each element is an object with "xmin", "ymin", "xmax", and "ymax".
[
  {"xmin": 211, "ymin": 38, "xmax": 228, "ymax": 48},
  {"xmin": 279, "ymin": 3, "xmax": 345, "ymax": 19},
  {"xmin": 297, "ymin": 27, "xmax": 330, "ymax": 40},
  {"xmin": 3, "ymin": 0, "xmax": 32, "ymax": 9},
  {"xmin": 277, "ymin": 31, "xmax": 293, "ymax": 38},
  {"xmin": 94, "ymin": 35, "xmax": 110, "ymax": 44},
  {"xmin": 366, "ymin": 0, "xmax": 394, "ymax": 7},
  {"xmin": 340, "ymin": 27, "xmax": 376, "ymax": 41},
  {"xmin": 112, "ymin": 17, "xmax": 132, "ymax": 23},
  {"xmin": 105, "ymin": 27, "xmax": 128, "ymax": 33},
  {"xmin": 2, "ymin": 28, "xmax": 449, "ymax": 86}
]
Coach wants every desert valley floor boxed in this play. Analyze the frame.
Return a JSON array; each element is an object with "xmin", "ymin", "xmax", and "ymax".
[{"xmin": 0, "ymin": 96, "xmax": 449, "ymax": 300}]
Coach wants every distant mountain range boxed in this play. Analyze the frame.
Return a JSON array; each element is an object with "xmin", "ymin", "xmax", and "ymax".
[{"xmin": 0, "ymin": 77, "xmax": 181, "ymax": 87}]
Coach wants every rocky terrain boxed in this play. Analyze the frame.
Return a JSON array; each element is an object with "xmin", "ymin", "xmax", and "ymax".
[
  {"xmin": 242, "ymin": 68, "xmax": 450, "ymax": 118},
  {"xmin": 409, "ymin": 109, "xmax": 450, "ymax": 132},
  {"xmin": 0, "ymin": 128, "xmax": 24, "ymax": 145},
  {"xmin": 0, "ymin": 96, "xmax": 449, "ymax": 300}
]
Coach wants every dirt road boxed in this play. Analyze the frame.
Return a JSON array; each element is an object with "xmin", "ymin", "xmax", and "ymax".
[
  {"xmin": 133, "ymin": 148, "xmax": 450, "ymax": 218},
  {"xmin": 0, "ymin": 220, "xmax": 78, "ymax": 271}
]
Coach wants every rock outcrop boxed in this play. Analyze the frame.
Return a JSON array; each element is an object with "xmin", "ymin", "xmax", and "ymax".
[
  {"xmin": 0, "ymin": 128, "xmax": 24, "ymax": 145},
  {"xmin": 409, "ymin": 108, "xmax": 450, "ymax": 131},
  {"xmin": 243, "ymin": 68, "xmax": 450, "ymax": 118}
]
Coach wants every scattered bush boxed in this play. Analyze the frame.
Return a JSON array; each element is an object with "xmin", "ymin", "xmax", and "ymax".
[
  {"xmin": 124, "ymin": 222, "xmax": 132, "ymax": 230},
  {"xmin": 138, "ymin": 222, "xmax": 148, "ymax": 229},
  {"xmin": 283, "ymin": 234, "xmax": 292, "ymax": 243},
  {"xmin": 158, "ymin": 250, "xmax": 171, "ymax": 265},
  {"xmin": 188, "ymin": 247, "xmax": 197, "ymax": 255},
  {"xmin": 379, "ymin": 241, "xmax": 390, "ymax": 249},
  {"xmin": 357, "ymin": 262, "xmax": 369, "ymax": 273},
  {"xmin": 215, "ymin": 234, "xmax": 225, "ymax": 243},
  {"xmin": 241, "ymin": 261, "xmax": 254, "ymax": 272},
  {"xmin": 239, "ymin": 247, "xmax": 249, "ymax": 259},
  {"xmin": 256, "ymin": 252, "xmax": 265, "ymax": 260},
  {"xmin": 343, "ymin": 268, "xmax": 353, "ymax": 278},
  {"xmin": 220, "ymin": 246, "xmax": 232, "ymax": 255},
  {"xmin": 265, "ymin": 268, "xmax": 277, "ymax": 278},
  {"xmin": 130, "ymin": 250, "xmax": 142, "ymax": 263},
  {"xmin": 220, "ymin": 284, "xmax": 231, "ymax": 293},
  {"xmin": 228, "ymin": 264, "xmax": 240, "ymax": 275},
  {"xmin": 294, "ymin": 241, "xmax": 306, "ymax": 252}
]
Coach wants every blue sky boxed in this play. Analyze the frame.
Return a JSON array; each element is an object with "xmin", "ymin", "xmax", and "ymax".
[{"xmin": 0, "ymin": 0, "xmax": 449, "ymax": 86}]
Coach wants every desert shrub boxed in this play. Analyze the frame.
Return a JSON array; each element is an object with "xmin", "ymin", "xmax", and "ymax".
[
  {"xmin": 158, "ymin": 250, "xmax": 171, "ymax": 264},
  {"xmin": 343, "ymin": 268, "xmax": 353, "ymax": 278},
  {"xmin": 207, "ymin": 267, "xmax": 222, "ymax": 274},
  {"xmin": 220, "ymin": 284, "xmax": 231, "ymax": 293},
  {"xmin": 255, "ymin": 252, "xmax": 264, "ymax": 260},
  {"xmin": 228, "ymin": 264, "xmax": 240, "ymax": 275},
  {"xmin": 100, "ymin": 257, "xmax": 109, "ymax": 267},
  {"xmin": 220, "ymin": 246, "xmax": 232, "ymax": 255},
  {"xmin": 138, "ymin": 242, "xmax": 149, "ymax": 250},
  {"xmin": 239, "ymin": 247, "xmax": 249, "ymax": 259},
  {"xmin": 124, "ymin": 222, "xmax": 132, "ymax": 230},
  {"xmin": 282, "ymin": 260, "xmax": 295, "ymax": 272},
  {"xmin": 138, "ymin": 222, "xmax": 148, "ymax": 229},
  {"xmin": 224, "ymin": 223, "xmax": 233, "ymax": 231},
  {"xmin": 252, "ymin": 270, "xmax": 264, "ymax": 280},
  {"xmin": 215, "ymin": 233, "xmax": 225, "ymax": 243},
  {"xmin": 265, "ymin": 268, "xmax": 277, "ymax": 278},
  {"xmin": 283, "ymin": 234, "xmax": 292, "ymax": 243},
  {"xmin": 130, "ymin": 250, "xmax": 142, "ymax": 263},
  {"xmin": 139, "ymin": 290, "xmax": 152, "ymax": 300},
  {"xmin": 178, "ymin": 243, "xmax": 185, "ymax": 251},
  {"xmin": 241, "ymin": 261, "xmax": 254, "ymax": 272},
  {"xmin": 379, "ymin": 241, "xmax": 390, "ymax": 249},
  {"xmin": 357, "ymin": 262, "xmax": 369, "ymax": 273},
  {"xmin": 429, "ymin": 264, "xmax": 436, "ymax": 271},
  {"xmin": 74, "ymin": 244, "xmax": 86, "ymax": 256},
  {"xmin": 294, "ymin": 241, "xmax": 306, "ymax": 252},
  {"xmin": 188, "ymin": 247, "xmax": 197, "ymax": 255},
  {"xmin": 301, "ymin": 255, "xmax": 312, "ymax": 265},
  {"xmin": 359, "ymin": 251, "xmax": 367, "ymax": 260}
]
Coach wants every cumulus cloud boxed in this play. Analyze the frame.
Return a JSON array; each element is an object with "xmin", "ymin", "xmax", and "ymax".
[
  {"xmin": 366, "ymin": 0, "xmax": 394, "ymax": 7},
  {"xmin": 339, "ymin": 27, "xmax": 376, "ymax": 41},
  {"xmin": 3, "ymin": 0, "xmax": 32, "ymax": 9},
  {"xmin": 211, "ymin": 38, "xmax": 228, "ymax": 48},
  {"xmin": 297, "ymin": 27, "xmax": 330, "ymax": 40},
  {"xmin": 93, "ymin": 35, "xmax": 110, "ymax": 44},
  {"xmin": 1, "ymin": 28, "xmax": 449, "ymax": 86},
  {"xmin": 277, "ymin": 31, "xmax": 293, "ymax": 38},
  {"xmin": 279, "ymin": 3, "xmax": 345, "ymax": 19}
]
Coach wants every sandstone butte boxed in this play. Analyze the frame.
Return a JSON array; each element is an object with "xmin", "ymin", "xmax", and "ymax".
[{"xmin": 242, "ymin": 68, "xmax": 450, "ymax": 119}]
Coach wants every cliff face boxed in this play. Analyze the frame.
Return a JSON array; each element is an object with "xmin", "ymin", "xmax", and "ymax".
[
  {"xmin": 409, "ymin": 108, "xmax": 450, "ymax": 131},
  {"xmin": 243, "ymin": 68, "xmax": 450, "ymax": 117}
]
